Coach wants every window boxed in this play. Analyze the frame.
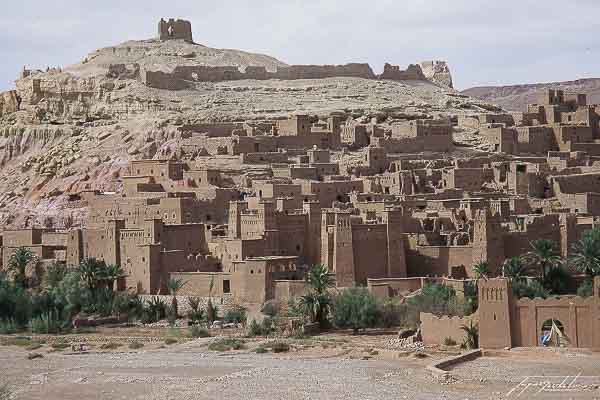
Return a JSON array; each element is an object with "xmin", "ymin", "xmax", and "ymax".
[{"xmin": 223, "ymin": 280, "xmax": 231, "ymax": 294}]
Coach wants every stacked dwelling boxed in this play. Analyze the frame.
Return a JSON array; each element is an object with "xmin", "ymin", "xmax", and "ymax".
[{"xmin": 2, "ymin": 90, "xmax": 600, "ymax": 317}]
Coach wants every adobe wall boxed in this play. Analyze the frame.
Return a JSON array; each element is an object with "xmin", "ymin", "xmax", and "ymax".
[
  {"xmin": 371, "ymin": 134, "xmax": 453, "ymax": 153},
  {"xmin": 141, "ymin": 62, "xmax": 433, "ymax": 89},
  {"xmin": 420, "ymin": 312, "xmax": 478, "ymax": 345},
  {"xmin": 407, "ymin": 245, "xmax": 473, "ymax": 277},
  {"xmin": 511, "ymin": 296, "xmax": 599, "ymax": 348}
]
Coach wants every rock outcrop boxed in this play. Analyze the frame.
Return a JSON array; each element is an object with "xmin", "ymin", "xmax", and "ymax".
[{"xmin": 420, "ymin": 61, "xmax": 453, "ymax": 88}]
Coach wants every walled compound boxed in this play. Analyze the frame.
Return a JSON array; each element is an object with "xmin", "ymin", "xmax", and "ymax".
[{"xmin": 1, "ymin": 19, "xmax": 600, "ymax": 350}]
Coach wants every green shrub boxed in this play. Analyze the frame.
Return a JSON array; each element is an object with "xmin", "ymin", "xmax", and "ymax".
[
  {"xmin": 189, "ymin": 326, "xmax": 210, "ymax": 338},
  {"xmin": 208, "ymin": 338, "xmax": 245, "ymax": 352},
  {"xmin": 224, "ymin": 306, "xmax": 247, "ymax": 324},
  {"xmin": 100, "ymin": 342, "xmax": 122, "ymax": 350},
  {"xmin": 30, "ymin": 312, "xmax": 68, "ymax": 334},
  {"xmin": 513, "ymin": 280, "xmax": 549, "ymax": 299},
  {"xmin": 187, "ymin": 297, "xmax": 205, "ymax": 325},
  {"xmin": 129, "ymin": 341, "xmax": 144, "ymax": 350},
  {"xmin": 577, "ymin": 280, "xmax": 594, "ymax": 297},
  {"xmin": 246, "ymin": 318, "xmax": 276, "ymax": 337},
  {"xmin": 50, "ymin": 341, "xmax": 70, "ymax": 351},
  {"xmin": 333, "ymin": 288, "xmax": 380, "ymax": 334},
  {"xmin": 267, "ymin": 341, "xmax": 290, "ymax": 353},
  {"xmin": 0, "ymin": 319, "xmax": 18, "ymax": 334},
  {"xmin": 1, "ymin": 336, "xmax": 31, "ymax": 347},
  {"xmin": 142, "ymin": 297, "xmax": 167, "ymax": 324},
  {"xmin": 26, "ymin": 343, "xmax": 43, "ymax": 351},
  {"xmin": 443, "ymin": 337, "xmax": 457, "ymax": 346},
  {"xmin": 254, "ymin": 346, "xmax": 267, "ymax": 354},
  {"xmin": 261, "ymin": 300, "xmax": 278, "ymax": 317},
  {"xmin": 164, "ymin": 338, "xmax": 178, "ymax": 345}
]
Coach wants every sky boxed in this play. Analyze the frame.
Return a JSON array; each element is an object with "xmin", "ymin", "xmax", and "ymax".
[{"xmin": 1, "ymin": 0, "xmax": 599, "ymax": 91}]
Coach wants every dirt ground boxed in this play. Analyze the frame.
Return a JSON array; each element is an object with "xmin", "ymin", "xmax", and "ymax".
[{"xmin": 1, "ymin": 330, "xmax": 600, "ymax": 400}]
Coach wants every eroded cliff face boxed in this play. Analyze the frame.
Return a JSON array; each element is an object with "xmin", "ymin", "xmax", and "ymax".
[{"xmin": 0, "ymin": 90, "xmax": 20, "ymax": 117}]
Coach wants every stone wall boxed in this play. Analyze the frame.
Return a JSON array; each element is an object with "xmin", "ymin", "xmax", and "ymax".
[{"xmin": 140, "ymin": 62, "xmax": 433, "ymax": 90}]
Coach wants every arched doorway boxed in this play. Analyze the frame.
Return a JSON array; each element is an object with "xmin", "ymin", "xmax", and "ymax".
[{"xmin": 540, "ymin": 319, "xmax": 568, "ymax": 347}]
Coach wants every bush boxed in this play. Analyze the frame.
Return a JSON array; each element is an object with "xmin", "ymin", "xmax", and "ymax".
[
  {"xmin": 0, "ymin": 319, "xmax": 18, "ymax": 334},
  {"xmin": 189, "ymin": 326, "xmax": 210, "ymax": 338},
  {"xmin": 406, "ymin": 283, "xmax": 471, "ymax": 317},
  {"xmin": 142, "ymin": 297, "xmax": 167, "ymax": 324},
  {"xmin": 50, "ymin": 341, "xmax": 70, "ymax": 351},
  {"xmin": 129, "ymin": 341, "xmax": 144, "ymax": 350},
  {"xmin": 224, "ymin": 306, "xmax": 247, "ymax": 325},
  {"xmin": 247, "ymin": 318, "xmax": 275, "ymax": 337},
  {"xmin": 187, "ymin": 297, "xmax": 205, "ymax": 325},
  {"xmin": 513, "ymin": 280, "xmax": 549, "ymax": 299},
  {"xmin": 543, "ymin": 267, "xmax": 573, "ymax": 295},
  {"xmin": 267, "ymin": 341, "xmax": 290, "ymax": 353},
  {"xmin": 1, "ymin": 336, "xmax": 31, "ymax": 347},
  {"xmin": 164, "ymin": 338, "xmax": 178, "ymax": 345},
  {"xmin": 378, "ymin": 300, "xmax": 403, "ymax": 328},
  {"xmin": 577, "ymin": 280, "xmax": 594, "ymax": 297},
  {"xmin": 261, "ymin": 300, "xmax": 279, "ymax": 317},
  {"xmin": 208, "ymin": 338, "xmax": 245, "ymax": 352},
  {"xmin": 333, "ymin": 288, "xmax": 380, "ymax": 334},
  {"xmin": 443, "ymin": 337, "xmax": 457, "ymax": 346},
  {"xmin": 100, "ymin": 342, "xmax": 122, "ymax": 350},
  {"xmin": 112, "ymin": 292, "xmax": 143, "ymax": 320},
  {"xmin": 254, "ymin": 346, "xmax": 267, "ymax": 354},
  {"xmin": 30, "ymin": 312, "xmax": 67, "ymax": 334}
]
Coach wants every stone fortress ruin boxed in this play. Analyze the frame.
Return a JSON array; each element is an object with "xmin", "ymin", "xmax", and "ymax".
[{"xmin": 1, "ymin": 18, "xmax": 600, "ymax": 352}]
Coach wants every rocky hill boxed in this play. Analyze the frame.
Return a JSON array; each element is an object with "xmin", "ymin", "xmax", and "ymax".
[
  {"xmin": 0, "ymin": 23, "xmax": 501, "ymax": 228},
  {"xmin": 462, "ymin": 78, "xmax": 600, "ymax": 111}
]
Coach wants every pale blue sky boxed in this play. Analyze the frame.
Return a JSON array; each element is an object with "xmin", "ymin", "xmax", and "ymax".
[{"xmin": 1, "ymin": 0, "xmax": 598, "ymax": 90}]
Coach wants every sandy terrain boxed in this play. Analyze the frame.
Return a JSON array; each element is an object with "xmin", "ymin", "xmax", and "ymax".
[{"xmin": 2, "ymin": 332, "xmax": 600, "ymax": 400}]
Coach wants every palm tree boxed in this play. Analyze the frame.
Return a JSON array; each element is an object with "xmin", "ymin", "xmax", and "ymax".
[
  {"xmin": 460, "ymin": 321, "xmax": 479, "ymax": 349},
  {"xmin": 167, "ymin": 278, "xmax": 186, "ymax": 318},
  {"xmin": 472, "ymin": 261, "xmax": 490, "ymax": 280},
  {"xmin": 570, "ymin": 228, "xmax": 600, "ymax": 278},
  {"xmin": 103, "ymin": 264, "xmax": 125, "ymax": 292},
  {"xmin": 305, "ymin": 264, "xmax": 335, "ymax": 295},
  {"xmin": 78, "ymin": 257, "xmax": 107, "ymax": 295},
  {"xmin": 8, "ymin": 247, "xmax": 37, "ymax": 288},
  {"xmin": 502, "ymin": 257, "xmax": 527, "ymax": 282},
  {"xmin": 524, "ymin": 239, "xmax": 562, "ymax": 280},
  {"xmin": 300, "ymin": 264, "xmax": 335, "ymax": 327}
]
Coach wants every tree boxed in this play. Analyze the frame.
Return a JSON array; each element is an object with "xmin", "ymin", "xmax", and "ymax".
[
  {"xmin": 8, "ymin": 247, "xmax": 37, "ymax": 288},
  {"xmin": 78, "ymin": 258, "xmax": 107, "ymax": 296},
  {"xmin": 570, "ymin": 228, "xmax": 600, "ymax": 278},
  {"xmin": 167, "ymin": 278, "xmax": 186, "ymax": 318},
  {"xmin": 472, "ymin": 261, "xmax": 490, "ymax": 280},
  {"xmin": 502, "ymin": 257, "xmax": 527, "ymax": 282},
  {"xmin": 300, "ymin": 264, "xmax": 335, "ymax": 327},
  {"xmin": 524, "ymin": 239, "xmax": 561, "ymax": 280},
  {"xmin": 333, "ymin": 288, "xmax": 380, "ymax": 334},
  {"xmin": 102, "ymin": 264, "xmax": 125, "ymax": 292},
  {"xmin": 460, "ymin": 321, "xmax": 479, "ymax": 349}
]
